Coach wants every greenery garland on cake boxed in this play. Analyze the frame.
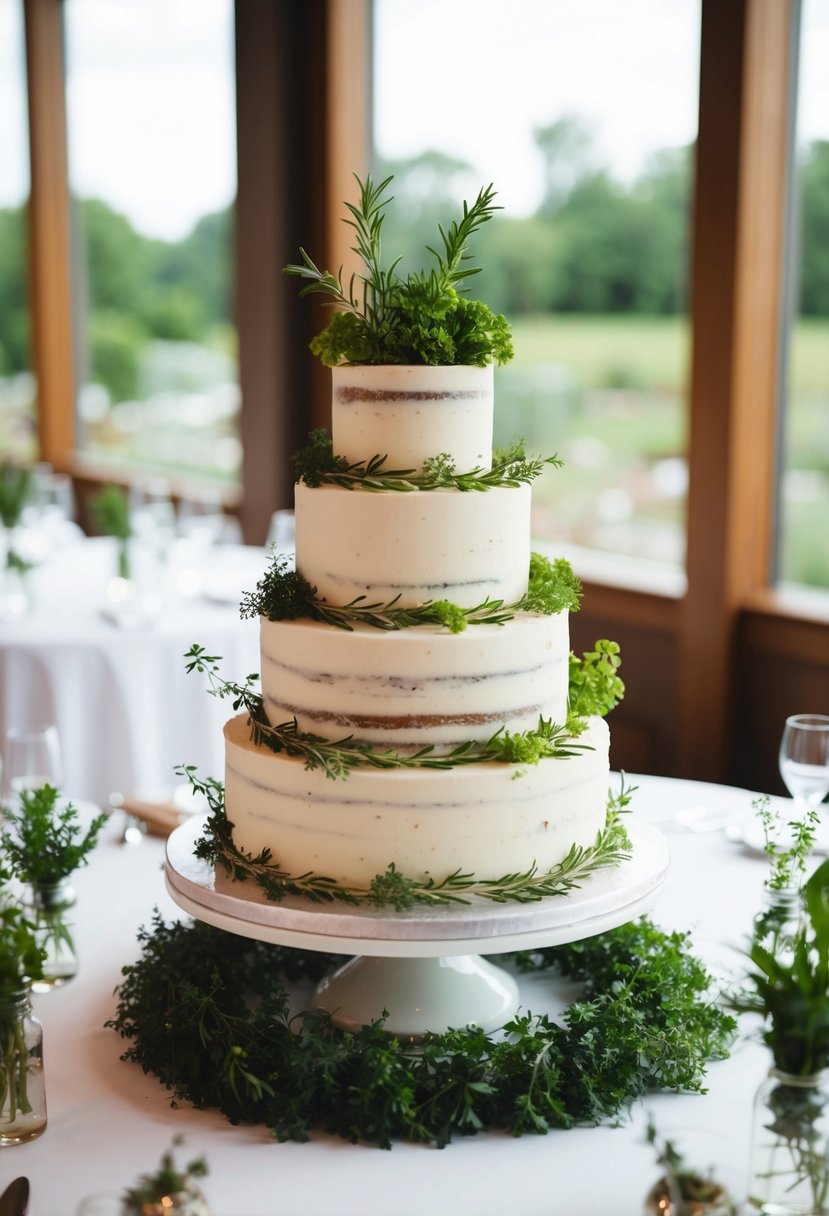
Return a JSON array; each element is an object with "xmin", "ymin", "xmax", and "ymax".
[
  {"xmin": 107, "ymin": 914, "xmax": 735, "ymax": 1148},
  {"xmin": 182, "ymin": 640, "xmax": 625, "ymax": 909},
  {"xmin": 292, "ymin": 430, "xmax": 560, "ymax": 493},
  {"xmin": 179, "ymin": 768, "xmax": 632, "ymax": 909},
  {"xmin": 241, "ymin": 550, "xmax": 582, "ymax": 632}
]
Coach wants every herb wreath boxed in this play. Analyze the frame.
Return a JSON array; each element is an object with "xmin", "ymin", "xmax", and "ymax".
[
  {"xmin": 293, "ymin": 430, "xmax": 559, "ymax": 493},
  {"xmin": 240, "ymin": 550, "xmax": 582, "ymax": 633},
  {"xmin": 108, "ymin": 914, "xmax": 735, "ymax": 1149}
]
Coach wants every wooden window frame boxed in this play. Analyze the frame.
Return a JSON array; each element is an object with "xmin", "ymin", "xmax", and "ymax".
[{"xmin": 20, "ymin": 0, "xmax": 829, "ymax": 792}]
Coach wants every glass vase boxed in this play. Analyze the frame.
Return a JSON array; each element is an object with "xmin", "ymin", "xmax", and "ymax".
[
  {"xmin": 0, "ymin": 986, "xmax": 47, "ymax": 1146},
  {"xmin": 748, "ymin": 1066, "xmax": 829, "ymax": 1215},
  {"xmin": 28, "ymin": 878, "xmax": 79, "ymax": 991}
]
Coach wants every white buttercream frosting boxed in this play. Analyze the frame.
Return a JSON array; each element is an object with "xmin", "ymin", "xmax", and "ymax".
[
  {"xmin": 260, "ymin": 612, "xmax": 570, "ymax": 746},
  {"xmin": 331, "ymin": 364, "xmax": 494, "ymax": 472},
  {"xmin": 295, "ymin": 482, "xmax": 531, "ymax": 609},
  {"xmin": 224, "ymin": 713, "xmax": 610, "ymax": 888}
]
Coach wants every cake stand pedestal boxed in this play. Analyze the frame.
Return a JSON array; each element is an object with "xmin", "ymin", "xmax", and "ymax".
[{"xmin": 165, "ymin": 816, "xmax": 669, "ymax": 1039}]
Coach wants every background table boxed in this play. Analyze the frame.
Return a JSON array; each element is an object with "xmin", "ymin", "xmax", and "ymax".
[
  {"xmin": 0, "ymin": 537, "xmax": 262, "ymax": 807},
  {"xmin": 4, "ymin": 773, "xmax": 784, "ymax": 1216}
]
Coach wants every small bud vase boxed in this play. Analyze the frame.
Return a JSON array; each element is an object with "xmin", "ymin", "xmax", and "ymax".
[
  {"xmin": 747, "ymin": 1066, "xmax": 829, "ymax": 1214},
  {"xmin": 0, "ymin": 985, "xmax": 47, "ymax": 1145},
  {"xmin": 28, "ymin": 878, "xmax": 79, "ymax": 991}
]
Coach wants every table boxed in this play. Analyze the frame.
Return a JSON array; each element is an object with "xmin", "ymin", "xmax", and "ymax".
[
  {"xmin": 0, "ymin": 537, "xmax": 262, "ymax": 807},
  {"xmin": 5, "ymin": 773, "xmax": 785, "ymax": 1215}
]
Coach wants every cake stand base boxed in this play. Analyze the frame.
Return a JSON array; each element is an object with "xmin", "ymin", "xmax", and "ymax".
[
  {"xmin": 313, "ymin": 954, "xmax": 520, "ymax": 1038},
  {"xmin": 165, "ymin": 815, "xmax": 669, "ymax": 1037}
]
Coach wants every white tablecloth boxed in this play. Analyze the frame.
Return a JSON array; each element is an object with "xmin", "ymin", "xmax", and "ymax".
[
  {"xmin": 0, "ymin": 538, "xmax": 263, "ymax": 807},
  {"xmin": 5, "ymin": 773, "xmax": 787, "ymax": 1216}
]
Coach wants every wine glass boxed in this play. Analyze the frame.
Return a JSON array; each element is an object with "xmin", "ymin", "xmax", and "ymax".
[
  {"xmin": 778, "ymin": 713, "xmax": 829, "ymax": 850},
  {"xmin": 3, "ymin": 725, "xmax": 64, "ymax": 802}
]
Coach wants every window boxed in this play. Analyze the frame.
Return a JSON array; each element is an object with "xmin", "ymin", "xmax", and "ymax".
[
  {"xmin": 62, "ymin": 0, "xmax": 240, "ymax": 485},
  {"xmin": 777, "ymin": 0, "xmax": 829, "ymax": 590},
  {"xmin": 0, "ymin": 0, "xmax": 34, "ymax": 462},
  {"xmin": 372, "ymin": 0, "xmax": 700, "ymax": 577}
]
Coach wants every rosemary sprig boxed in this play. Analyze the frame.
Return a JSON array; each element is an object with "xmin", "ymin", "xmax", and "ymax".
[
  {"xmin": 240, "ymin": 551, "xmax": 582, "ymax": 632},
  {"xmin": 292, "ymin": 429, "xmax": 561, "ymax": 493},
  {"xmin": 183, "ymin": 769, "xmax": 632, "ymax": 910},
  {"xmin": 184, "ymin": 644, "xmax": 590, "ymax": 782},
  {"xmin": 283, "ymin": 174, "xmax": 513, "ymax": 368}
]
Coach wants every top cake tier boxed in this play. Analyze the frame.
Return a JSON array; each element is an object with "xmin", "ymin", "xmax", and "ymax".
[{"xmin": 331, "ymin": 364, "xmax": 494, "ymax": 473}]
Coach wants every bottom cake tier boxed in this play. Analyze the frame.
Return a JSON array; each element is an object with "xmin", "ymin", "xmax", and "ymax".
[{"xmin": 223, "ymin": 713, "xmax": 610, "ymax": 887}]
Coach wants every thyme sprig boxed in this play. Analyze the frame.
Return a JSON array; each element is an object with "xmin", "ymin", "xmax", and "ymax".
[
  {"xmin": 108, "ymin": 912, "xmax": 734, "ymax": 1148},
  {"xmin": 240, "ymin": 551, "xmax": 582, "ymax": 633},
  {"xmin": 184, "ymin": 644, "xmax": 591, "ymax": 782},
  {"xmin": 292, "ymin": 429, "xmax": 560, "ymax": 493},
  {"xmin": 180, "ymin": 769, "xmax": 632, "ymax": 910}
]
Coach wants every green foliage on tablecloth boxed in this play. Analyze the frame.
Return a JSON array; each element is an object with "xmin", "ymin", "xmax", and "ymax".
[{"xmin": 107, "ymin": 914, "xmax": 735, "ymax": 1149}]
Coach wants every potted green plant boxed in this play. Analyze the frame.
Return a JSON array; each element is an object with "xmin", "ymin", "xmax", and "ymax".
[
  {"xmin": 643, "ymin": 1116, "xmax": 735, "ymax": 1215},
  {"xmin": 1, "ymin": 785, "xmax": 107, "ymax": 989},
  {"xmin": 730, "ymin": 800, "xmax": 829, "ymax": 1215},
  {"xmin": 121, "ymin": 1136, "xmax": 211, "ymax": 1216},
  {"xmin": 0, "ymin": 861, "xmax": 47, "ymax": 1144},
  {"xmin": 284, "ymin": 174, "xmax": 513, "ymax": 473},
  {"xmin": 0, "ymin": 463, "xmax": 34, "ymax": 617},
  {"xmin": 91, "ymin": 482, "xmax": 133, "ymax": 583}
]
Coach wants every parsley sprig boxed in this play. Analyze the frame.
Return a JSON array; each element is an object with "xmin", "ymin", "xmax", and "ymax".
[
  {"xmin": 240, "ymin": 551, "xmax": 581, "ymax": 632},
  {"xmin": 181, "ymin": 770, "xmax": 632, "ymax": 909},
  {"xmin": 292, "ymin": 429, "xmax": 560, "ymax": 493},
  {"xmin": 108, "ymin": 912, "xmax": 735, "ymax": 1147},
  {"xmin": 284, "ymin": 174, "xmax": 513, "ymax": 368}
]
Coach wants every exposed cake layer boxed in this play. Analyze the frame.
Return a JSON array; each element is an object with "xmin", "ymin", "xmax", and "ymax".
[
  {"xmin": 224, "ymin": 713, "xmax": 609, "ymax": 888},
  {"xmin": 260, "ymin": 612, "xmax": 570, "ymax": 747},
  {"xmin": 331, "ymin": 364, "xmax": 494, "ymax": 472},
  {"xmin": 295, "ymin": 482, "xmax": 531, "ymax": 609}
]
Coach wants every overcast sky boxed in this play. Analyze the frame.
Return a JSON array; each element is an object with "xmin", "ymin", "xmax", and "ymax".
[{"xmin": 0, "ymin": 0, "xmax": 827, "ymax": 241}]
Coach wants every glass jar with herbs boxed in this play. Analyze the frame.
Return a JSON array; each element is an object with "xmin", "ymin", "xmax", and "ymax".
[
  {"xmin": 0, "ymin": 786, "xmax": 106, "ymax": 990},
  {"xmin": 730, "ymin": 799, "xmax": 829, "ymax": 1215},
  {"xmin": 0, "ymin": 864, "xmax": 47, "ymax": 1145}
]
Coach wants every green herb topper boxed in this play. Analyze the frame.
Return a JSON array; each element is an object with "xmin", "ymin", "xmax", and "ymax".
[{"xmin": 284, "ymin": 174, "xmax": 513, "ymax": 367}]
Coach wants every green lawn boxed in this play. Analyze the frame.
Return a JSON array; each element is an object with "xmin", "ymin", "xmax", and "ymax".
[{"xmin": 496, "ymin": 313, "xmax": 829, "ymax": 587}]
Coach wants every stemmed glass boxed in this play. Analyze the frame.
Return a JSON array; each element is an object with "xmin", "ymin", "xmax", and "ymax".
[
  {"xmin": 778, "ymin": 714, "xmax": 829, "ymax": 851},
  {"xmin": 2, "ymin": 725, "xmax": 64, "ymax": 804}
]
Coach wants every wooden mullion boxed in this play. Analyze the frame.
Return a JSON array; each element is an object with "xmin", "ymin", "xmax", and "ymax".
[
  {"xmin": 24, "ymin": 0, "xmax": 75, "ymax": 467},
  {"xmin": 678, "ymin": 0, "xmax": 796, "ymax": 781}
]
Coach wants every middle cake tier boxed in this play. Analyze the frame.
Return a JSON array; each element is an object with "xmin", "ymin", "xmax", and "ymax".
[
  {"xmin": 260, "ymin": 611, "xmax": 570, "ymax": 748},
  {"xmin": 294, "ymin": 482, "xmax": 531, "ymax": 609}
]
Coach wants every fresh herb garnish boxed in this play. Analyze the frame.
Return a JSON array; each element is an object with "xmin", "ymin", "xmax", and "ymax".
[
  {"xmin": 569, "ymin": 639, "xmax": 625, "ymax": 718},
  {"xmin": 292, "ymin": 429, "xmax": 560, "ymax": 492},
  {"xmin": 180, "ymin": 769, "xmax": 631, "ymax": 909},
  {"xmin": 284, "ymin": 174, "xmax": 514, "ymax": 368},
  {"xmin": 240, "ymin": 550, "xmax": 581, "ymax": 632},
  {"xmin": 108, "ymin": 911, "xmax": 734, "ymax": 1148}
]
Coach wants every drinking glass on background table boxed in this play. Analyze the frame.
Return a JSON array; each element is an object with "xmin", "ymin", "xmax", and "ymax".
[
  {"xmin": 3, "ymin": 725, "xmax": 63, "ymax": 802},
  {"xmin": 779, "ymin": 713, "xmax": 829, "ymax": 849}
]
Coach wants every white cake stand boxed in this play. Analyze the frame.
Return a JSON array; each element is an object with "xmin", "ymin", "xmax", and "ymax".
[{"xmin": 165, "ymin": 815, "xmax": 669, "ymax": 1039}]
